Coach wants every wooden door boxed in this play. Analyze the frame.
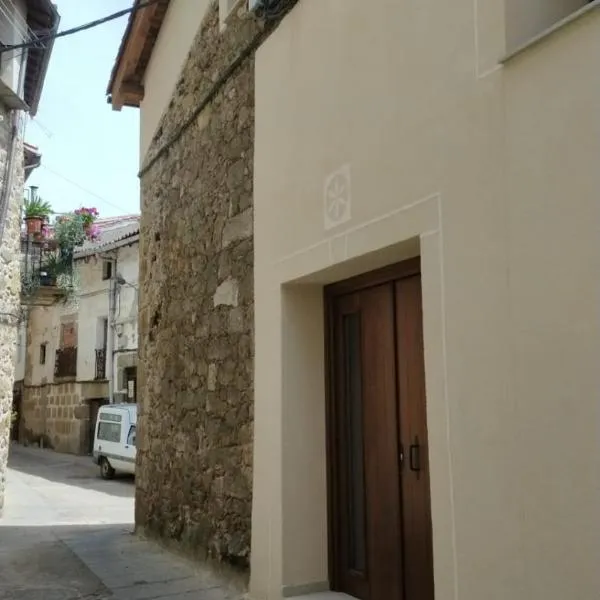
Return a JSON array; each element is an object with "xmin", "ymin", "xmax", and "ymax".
[{"xmin": 326, "ymin": 259, "xmax": 434, "ymax": 600}]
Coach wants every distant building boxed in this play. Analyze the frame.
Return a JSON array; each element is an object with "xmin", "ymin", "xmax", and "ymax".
[
  {"xmin": 0, "ymin": 0, "xmax": 59, "ymax": 515},
  {"xmin": 14, "ymin": 216, "xmax": 140, "ymax": 455}
]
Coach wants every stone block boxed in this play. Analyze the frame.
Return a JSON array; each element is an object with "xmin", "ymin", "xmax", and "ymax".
[{"xmin": 213, "ymin": 278, "xmax": 239, "ymax": 308}]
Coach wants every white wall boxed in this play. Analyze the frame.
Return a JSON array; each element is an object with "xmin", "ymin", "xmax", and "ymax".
[
  {"xmin": 76, "ymin": 256, "xmax": 110, "ymax": 382},
  {"xmin": 27, "ymin": 304, "xmax": 78, "ymax": 386},
  {"xmin": 25, "ymin": 240, "xmax": 139, "ymax": 387},
  {"xmin": 114, "ymin": 243, "xmax": 139, "ymax": 353},
  {"xmin": 140, "ymin": 0, "xmax": 211, "ymax": 161},
  {"xmin": 0, "ymin": 0, "xmax": 27, "ymax": 96},
  {"xmin": 76, "ymin": 242, "xmax": 140, "ymax": 381}
]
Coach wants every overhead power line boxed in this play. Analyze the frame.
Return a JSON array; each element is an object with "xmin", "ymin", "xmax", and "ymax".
[
  {"xmin": 0, "ymin": 0, "xmax": 163, "ymax": 55},
  {"xmin": 40, "ymin": 164, "xmax": 134, "ymax": 214}
]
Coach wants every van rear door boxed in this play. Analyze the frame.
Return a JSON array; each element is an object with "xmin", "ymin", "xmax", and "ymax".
[{"xmin": 96, "ymin": 410, "xmax": 126, "ymax": 470}]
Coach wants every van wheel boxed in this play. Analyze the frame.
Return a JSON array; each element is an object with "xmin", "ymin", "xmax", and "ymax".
[{"xmin": 100, "ymin": 457, "xmax": 115, "ymax": 480}]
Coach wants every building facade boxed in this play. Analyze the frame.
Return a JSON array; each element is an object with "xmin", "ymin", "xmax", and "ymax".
[
  {"xmin": 17, "ymin": 217, "xmax": 140, "ymax": 455},
  {"xmin": 0, "ymin": 0, "xmax": 59, "ymax": 515},
  {"xmin": 109, "ymin": 0, "xmax": 260, "ymax": 576},
  {"xmin": 109, "ymin": 1, "xmax": 600, "ymax": 600}
]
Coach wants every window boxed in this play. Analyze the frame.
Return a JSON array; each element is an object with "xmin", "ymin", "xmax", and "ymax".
[
  {"xmin": 97, "ymin": 421, "xmax": 121, "ymax": 443},
  {"xmin": 102, "ymin": 260, "xmax": 112, "ymax": 281},
  {"xmin": 39, "ymin": 343, "xmax": 47, "ymax": 365},
  {"xmin": 127, "ymin": 425, "xmax": 136, "ymax": 447},
  {"xmin": 60, "ymin": 321, "xmax": 77, "ymax": 348}
]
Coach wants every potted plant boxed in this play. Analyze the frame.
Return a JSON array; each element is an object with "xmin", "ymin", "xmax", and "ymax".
[
  {"xmin": 74, "ymin": 207, "xmax": 99, "ymax": 234},
  {"xmin": 23, "ymin": 196, "xmax": 52, "ymax": 235},
  {"xmin": 39, "ymin": 253, "xmax": 62, "ymax": 287}
]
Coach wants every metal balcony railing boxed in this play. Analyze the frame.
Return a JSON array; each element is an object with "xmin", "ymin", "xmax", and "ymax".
[
  {"xmin": 20, "ymin": 236, "xmax": 61, "ymax": 287},
  {"xmin": 54, "ymin": 347, "xmax": 77, "ymax": 378},
  {"xmin": 95, "ymin": 348, "xmax": 106, "ymax": 380}
]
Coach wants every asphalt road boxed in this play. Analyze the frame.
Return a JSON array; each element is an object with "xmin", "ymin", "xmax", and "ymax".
[{"xmin": 0, "ymin": 444, "xmax": 242, "ymax": 600}]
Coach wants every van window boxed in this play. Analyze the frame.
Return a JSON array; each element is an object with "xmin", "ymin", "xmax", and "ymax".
[
  {"xmin": 100, "ymin": 412, "xmax": 122, "ymax": 423},
  {"xmin": 127, "ymin": 425, "xmax": 136, "ymax": 447},
  {"xmin": 97, "ymin": 421, "xmax": 121, "ymax": 443}
]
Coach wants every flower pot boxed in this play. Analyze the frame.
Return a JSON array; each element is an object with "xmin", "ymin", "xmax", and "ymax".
[{"xmin": 25, "ymin": 217, "xmax": 43, "ymax": 235}]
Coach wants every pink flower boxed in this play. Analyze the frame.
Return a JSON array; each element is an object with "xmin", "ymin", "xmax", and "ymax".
[{"xmin": 87, "ymin": 224, "xmax": 101, "ymax": 241}]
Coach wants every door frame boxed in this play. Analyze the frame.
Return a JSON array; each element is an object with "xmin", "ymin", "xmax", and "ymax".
[{"xmin": 323, "ymin": 256, "xmax": 421, "ymax": 593}]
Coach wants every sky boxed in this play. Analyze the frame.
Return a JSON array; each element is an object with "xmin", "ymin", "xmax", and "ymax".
[{"xmin": 25, "ymin": 0, "xmax": 140, "ymax": 218}]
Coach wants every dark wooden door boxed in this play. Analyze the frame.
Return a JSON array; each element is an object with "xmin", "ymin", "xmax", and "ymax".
[{"xmin": 327, "ymin": 260, "xmax": 434, "ymax": 600}]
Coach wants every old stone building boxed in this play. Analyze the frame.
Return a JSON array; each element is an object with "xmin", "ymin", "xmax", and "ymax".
[
  {"xmin": 108, "ymin": 0, "xmax": 296, "ymax": 575},
  {"xmin": 18, "ymin": 217, "xmax": 140, "ymax": 455},
  {"xmin": 0, "ymin": 0, "xmax": 59, "ymax": 515}
]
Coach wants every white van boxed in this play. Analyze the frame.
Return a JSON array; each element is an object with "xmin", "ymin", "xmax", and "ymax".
[{"xmin": 92, "ymin": 403, "xmax": 137, "ymax": 479}]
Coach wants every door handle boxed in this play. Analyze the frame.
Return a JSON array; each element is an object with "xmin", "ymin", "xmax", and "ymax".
[{"xmin": 409, "ymin": 436, "xmax": 421, "ymax": 479}]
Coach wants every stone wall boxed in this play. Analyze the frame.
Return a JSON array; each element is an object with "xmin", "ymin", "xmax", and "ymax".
[
  {"xmin": 21, "ymin": 382, "xmax": 95, "ymax": 454},
  {"xmin": 0, "ymin": 107, "xmax": 24, "ymax": 515},
  {"xmin": 136, "ymin": 2, "xmax": 261, "ymax": 575}
]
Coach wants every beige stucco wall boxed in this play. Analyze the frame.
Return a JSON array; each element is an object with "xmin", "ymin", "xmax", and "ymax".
[
  {"xmin": 140, "ymin": 0, "xmax": 212, "ymax": 162},
  {"xmin": 505, "ymin": 0, "xmax": 588, "ymax": 49},
  {"xmin": 251, "ymin": 2, "xmax": 600, "ymax": 600}
]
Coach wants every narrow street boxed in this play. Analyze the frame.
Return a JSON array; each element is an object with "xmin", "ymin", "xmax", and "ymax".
[{"xmin": 0, "ymin": 445, "xmax": 240, "ymax": 600}]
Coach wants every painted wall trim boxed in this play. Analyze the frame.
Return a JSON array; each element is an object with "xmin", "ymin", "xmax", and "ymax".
[{"xmin": 502, "ymin": 0, "xmax": 600, "ymax": 62}]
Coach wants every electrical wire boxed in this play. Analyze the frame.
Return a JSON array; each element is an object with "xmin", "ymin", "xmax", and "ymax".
[
  {"xmin": 39, "ymin": 164, "xmax": 134, "ymax": 214},
  {"xmin": 0, "ymin": 0, "xmax": 164, "ymax": 54},
  {"xmin": 28, "ymin": 116, "xmax": 54, "ymax": 138}
]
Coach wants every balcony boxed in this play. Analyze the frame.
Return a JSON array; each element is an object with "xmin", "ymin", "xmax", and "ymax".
[
  {"xmin": 55, "ymin": 347, "xmax": 77, "ymax": 379},
  {"xmin": 95, "ymin": 348, "xmax": 107, "ymax": 380},
  {"xmin": 20, "ymin": 235, "xmax": 67, "ymax": 306}
]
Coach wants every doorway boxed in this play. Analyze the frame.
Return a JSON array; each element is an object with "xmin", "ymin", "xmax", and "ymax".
[
  {"xmin": 11, "ymin": 388, "xmax": 22, "ymax": 442},
  {"xmin": 326, "ymin": 258, "xmax": 434, "ymax": 600}
]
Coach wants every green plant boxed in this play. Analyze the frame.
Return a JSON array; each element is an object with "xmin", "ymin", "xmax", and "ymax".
[
  {"xmin": 54, "ymin": 214, "xmax": 87, "ymax": 249},
  {"xmin": 20, "ymin": 269, "xmax": 40, "ymax": 297},
  {"xmin": 41, "ymin": 253, "xmax": 60, "ymax": 275},
  {"xmin": 23, "ymin": 196, "xmax": 52, "ymax": 220}
]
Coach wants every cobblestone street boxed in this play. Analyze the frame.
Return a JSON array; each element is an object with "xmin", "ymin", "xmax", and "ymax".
[{"xmin": 0, "ymin": 445, "xmax": 242, "ymax": 600}]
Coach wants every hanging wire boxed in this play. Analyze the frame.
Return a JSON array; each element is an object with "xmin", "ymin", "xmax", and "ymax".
[
  {"xmin": 40, "ymin": 164, "xmax": 134, "ymax": 214},
  {"xmin": 0, "ymin": 0, "xmax": 164, "ymax": 55}
]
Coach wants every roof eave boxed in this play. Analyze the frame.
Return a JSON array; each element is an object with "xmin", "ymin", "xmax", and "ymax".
[
  {"xmin": 25, "ymin": 1, "xmax": 60, "ymax": 117},
  {"xmin": 73, "ymin": 232, "xmax": 140, "ymax": 260},
  {"xmin": 107, "ymin": 0, "xmax": 170, "ymax": 111}
]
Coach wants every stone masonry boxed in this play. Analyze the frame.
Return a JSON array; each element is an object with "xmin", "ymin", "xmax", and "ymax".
[
  {"xmin": 136, "ymin": 2, "xmax": 263, "ymax": 577},
  {"xmin": 0, "ymin": 106, "xmax": 25, "ymax": 515},
  {"xmin": 20, "ymin": 383, "xmax": 91, "ymax": 454}
]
